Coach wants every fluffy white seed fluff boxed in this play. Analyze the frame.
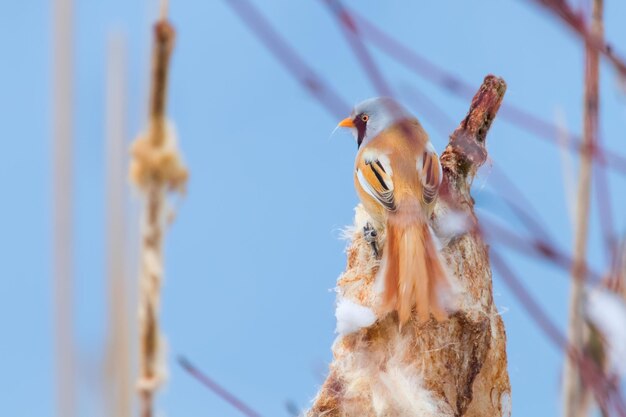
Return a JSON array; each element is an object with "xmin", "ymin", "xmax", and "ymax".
[
  {"xmin": 500, "ymin": 391, "xmax": 512, "ymax": 417},
  {"xmin": 336, "ymin": 323, "xmax": 453, "ymax": 416},
  {"xmin": 584, "ymin": 287, "xmax": 626, "ymax": 376},
  {"xmin": 335, "ymin": 297, "xmax": 377, "ymax": 336},
  {"xmin": 433, "ymin": 209, "xmax": 472, "ymax": 247}
]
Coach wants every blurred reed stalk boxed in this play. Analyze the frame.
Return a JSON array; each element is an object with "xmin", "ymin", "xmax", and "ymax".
[
  {"xmin": 53, "ymin": 0, "xmax": 76, "ymax": 416},
  {"xmin": 129, "ymin": 2, "xmax": 187, "ymax": 416},
  {"xmin": 105, "ymin": 32, "xmax": 132, "ymax": 417},
  {"xmin": 563, "ymin": 1, "xmax": 603, "ymax": 416}
]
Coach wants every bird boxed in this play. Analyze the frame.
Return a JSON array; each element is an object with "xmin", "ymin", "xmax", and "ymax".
[{"xmin": 337, "ymin": 97, "xmax": 450, "ymax": 325}]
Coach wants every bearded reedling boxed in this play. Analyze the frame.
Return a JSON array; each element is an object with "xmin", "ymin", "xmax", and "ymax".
[{"xmin": 338, "ymin": 97, "xmax": 452, "ymax": 325}]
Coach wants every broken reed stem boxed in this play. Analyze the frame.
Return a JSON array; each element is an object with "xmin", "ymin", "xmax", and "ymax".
[
  {"xmin": 53, "ymin": 1, "xmax": 76, "ymax": 417},
  {"xmin": 130, "ymin": 10, "xmax": 187, "ymax": 417},
  {"xmin": 308, "ymin": 75, "xmax": 509, "ymax": 417},
  {"xmin": 563, "ymin": 1, "xmax": 602, "ymax": 417}
]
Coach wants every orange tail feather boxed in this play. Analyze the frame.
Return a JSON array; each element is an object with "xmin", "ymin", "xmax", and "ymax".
[{"xmin": 382, "ymin": 216, "xmax": 449, "ymax": 325}]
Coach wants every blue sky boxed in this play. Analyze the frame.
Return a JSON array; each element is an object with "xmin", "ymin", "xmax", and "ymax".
[{"xmin": 1, "ymin": 1, "xmax": 626, "ymax": 416}]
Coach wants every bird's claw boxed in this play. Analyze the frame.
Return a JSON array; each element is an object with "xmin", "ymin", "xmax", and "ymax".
[{"xmin": 363, "ymin": 223, "xmax": 380, "ymax": 258}]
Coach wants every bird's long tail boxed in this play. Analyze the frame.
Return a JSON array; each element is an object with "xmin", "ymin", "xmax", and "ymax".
[{"xmin": 382, "ymin": 215, "xmax": 450, "ymax": 325}]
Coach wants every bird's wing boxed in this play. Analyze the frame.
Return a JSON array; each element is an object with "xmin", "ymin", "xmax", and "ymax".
[
  {"xmin": 417, "ymin": 142, "xmax": 442, "ymax": 205},
  {"xmin": 356, "ymin": 153, "xmax": 396, "ymax": 211}
]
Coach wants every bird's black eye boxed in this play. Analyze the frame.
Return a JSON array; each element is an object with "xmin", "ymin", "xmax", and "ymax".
[{"xmin": 361, "ymin": 114, "xmax": 369, "ymax": 123}]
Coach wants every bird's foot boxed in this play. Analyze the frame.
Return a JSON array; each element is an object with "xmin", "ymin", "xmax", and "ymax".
[{"xmin": 363, "ymin": 223, "xmax": 380, "ymax": 258}]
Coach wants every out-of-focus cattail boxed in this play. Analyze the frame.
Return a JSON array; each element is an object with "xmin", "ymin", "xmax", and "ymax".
[{"xmin": 129, "ymin": 2, "xmax": 187, "ymax": 416}]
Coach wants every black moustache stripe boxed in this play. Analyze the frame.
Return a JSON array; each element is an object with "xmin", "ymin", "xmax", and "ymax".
[{"xmin": 355, "ymin": 115, "xmax": 367, "ymax": 148}]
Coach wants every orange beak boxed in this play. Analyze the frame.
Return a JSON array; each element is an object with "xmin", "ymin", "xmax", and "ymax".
[{"xmin": 337, "ymin": 117, "xmax": 355, "ymax": 128}]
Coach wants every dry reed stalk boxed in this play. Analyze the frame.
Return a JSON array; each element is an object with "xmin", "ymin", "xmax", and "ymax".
[
  {"xmin": 105, "ymin": 32, "xmax": 132, "ymax": 417},
  {"xmin": 579, "ymin": 241, "xmax": 626, "ymax": 417},
  {"xmin": 307, "ymin": 75, "xmax": 510, "ymax": 417},
  {"xmin": 563, "ymin": 1, "xmax": 603, "ymax": 416},
  {"xmin": 52, "ymin": 0, "xmax": 76, "ymax": 416},
  {"xmin": 129, "ymin": 4, "xmax": 187, "ymax": 417}
]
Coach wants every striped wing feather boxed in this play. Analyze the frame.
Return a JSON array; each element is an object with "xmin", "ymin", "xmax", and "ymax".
[
  {"xmin": 419, "ymin": 147, "xmax": 442, "ymax": 205},
  {"xmin": 356, "ymin": 157, "xmax": 396, "ymax": 211}
]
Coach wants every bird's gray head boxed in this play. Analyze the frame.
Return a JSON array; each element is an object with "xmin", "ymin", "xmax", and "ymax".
[{"xmin": 338, "ymin": 97, "xmax": 412, "ymax": 148}]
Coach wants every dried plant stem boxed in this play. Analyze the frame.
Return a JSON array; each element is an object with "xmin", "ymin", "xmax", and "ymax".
[
  {"xmin": 563, "ymin": 1, "xmax": 603, "ymax": 417},
  {"xmin": 105, "ymin": 33, "xmax": 132, "ymax": 417},
  {"xmin": 308, "ymin": 76, "xmax": 510, "ymax": 417},
  {"xmin": 137, "ymin": 185, "xmax": 164, "ymax": 417},
  {"xmin": 53, "ymin": 1, "xmax": 76, "ymax": 417},
  {"xmin": 130, "ymin": 7, "xmax": 186, "ymax": 417}
]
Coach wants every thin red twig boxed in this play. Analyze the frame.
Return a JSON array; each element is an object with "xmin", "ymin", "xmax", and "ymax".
[
  {"xmin": 527, "ymin": 0, "xmax": 626, "ymax": 77},
  {"xmin": 491, "ymin": 251, "xmax": 626, "ymax": 417},
  {"xmin": 321, "ymin": 0, "xmax": 428, "ymax": 156},
  {"xmin": 227, "ymin": 0, "xmax": 626, "ymax": 262},
  {"xmin": 488, "ymin": 165, "xmax": 555, "ymax": 244},
  {"xmin": 355, "ymin": 8, "xmax": 617, "ymax": 268},
  {"xmin": 221, "ymin": 10, "xmax": 626, "ymax": 413},
  {"xmin": 224, "ymin": 0, "xmax": 612, "ymax": 290},
  {"xmin": 491, "ymin": 250, "xmax": 568, "ymax": 347},
  {"xmin": 299, "ymin": 6, "xmax": 623, "ymax": 410},
  {"xmin": 178, "ymin": 356, "xmax": 264, "ymax": 417},
  {"xmin": 321, "ymin": 0, "xmax": 393, "ymax": 97},
  {"xmin": 350, "ymin": 9, "xmax": 626, "ymax": 177},
  {"xmin": 226, "ymin": 0, "xmax": 619, "ymax": 264},
  {"xmin": 480, "ymin": 217, "xmax": 603, "ymax": 283},
  {"xmin": 224, "ymin": 0, "xmax": 348, "ymax": 118}
]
